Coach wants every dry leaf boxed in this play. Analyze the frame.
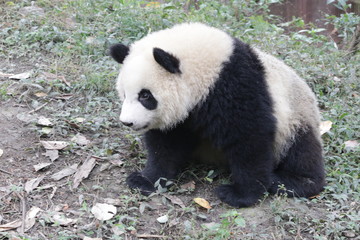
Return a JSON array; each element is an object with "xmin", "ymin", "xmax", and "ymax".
[
  {"xmin": 71, "ymin": 134, "xmax": 90, "ymax": 146},
  {"xmin": 72, "ymin": 157, "xmax": 97, "ymax": 188},
  {"xmin": 34, "ymin": 92, "xmax": 47, "ymax": 97},
  {"xmin": 164, "ymin": 194, "xmax": 185, "ymax": 208},
  {"xmin": 41, "ymin": 127, "xmax": 53, "ymax": 135},
  {"xmin": 91, "ymin": 203, "xmax": 117, "ymax": 221},
  {"xmin": 0, "ymin": 71, "xmax": 14, "ymax": 78},
  {"xmin": 40, "ymin": 141, "xmax": 68, "ymax": 150},
  {"xmin": 41, "ymin": 72, "xmax": 70, "ymax": 86},
  {"xmin": 112, "ymin": 224, "xmax": 126, "ymax": 235},
  {"xmin": 109, "ymin": 159, "xmax": 124, "ymax": 167},
  {"xmin": 344, "ymin": 140, "xmax": 359, "ymax": 150},
  {"xmin": 16, "ymin": 113, "xmax": 38, "ymax": 123},
  {"xmin": 0, "ymin": 219, "xmax": 22, "ymax": 232},
  {"xmin": 0, "ymin": 149, "xmax": 3, "ymax": 158},
  {"xmin": 320, "ymin": 121, "xmax": 332, "ymax": 135},
  {"xmin": 103, "ymin": 198, "xmax": 123, "ymax": 206},
  {"xmin": 51, "ymin": 213, "xmax": 77, "ymax": 226},
  {"xmin": 181, "ymin": 181, "xmax": 196, "ymax": 190},
  {"xmin": 194, "ymin": 197, "xmax": 211, "ymax": 209},
  {"xmin": 44, "ymin": 150, "xmax": 59, "ymax": 161},
  {"xmin": 54, "ymin": 94, "xmax": 73, "ymax": 100},
  {"xmin": 37, "ymin": 116, "xmax": 53, "ymax": 127},
  {"xmin": 17, "ymin": 206, "xmax": 42, "ymax": 232},
  {"xmin": 75, "ymin": 117, "xmax": 85, "ymax": 123},
  {"xmin": 156, "ymin": 215, "xmax": 169, "ymax": 224},
  {"xmin": 24, "ymin": 176, "xmax": 45, "ymax": 193},
  {"xmin": 9, "ymin": 71, "xmax": 32, "ymax": 80},
  {"xmin": 33, "ymin": 162, "xmax": 52, "ymax": 172},
  {"xmin": 51, "ymin": 164, "xmax": 78, "ymax": 181}
]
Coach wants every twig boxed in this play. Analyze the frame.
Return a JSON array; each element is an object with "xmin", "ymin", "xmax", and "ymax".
[
  {"xmin": 28, "ymin": 102, "xmax": 48, "ymax": 114},
  {"xmin": 38, "ymin": 231, "xmax": 48, "ymax": 240},
  {"xmin": 136, "ymin": 234, "xmax": 167, "ymax": 239},
  {"xmin": 15, "ymin": 191, "xmax": 27, "ymax": 234},
  {"xmin": 0, "ymin": 168, "xmax": 13, "ymax": 175}
]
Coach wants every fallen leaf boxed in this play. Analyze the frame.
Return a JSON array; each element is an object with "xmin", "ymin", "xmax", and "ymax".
[
  {"xmin": 51, "ymin": 213, "xmax": 77, "ymax": 226},
  {"xmin": 54, "ymin": 94, "xmax": 73, "ymax": 100},
  {"xmin": 91, "ymin": 203, "xmax": 117, "ymax": 221},
  {"xmin": 24, "ymin": 176, "xmax": 45, "ymax": 193},
  {"xmin": 16, "ymin": 113, "xmax": 38, "ymax": 124},
  {"xmin": 41, "ymin": 127, "xmax": 53, "ymax": 135},
  {"xmin": 72, "ymin": 157, "xmax": 97, "ymax": 188},
  {"xmin": 71, "ymin": 134, "xmax": 90, "ymax": 146},
  {"xmin": 103, "ymin": 198, "xmax": 123, "ymax": 206},
  {"xmin": 0, "ymin": 149, "xmax": 3, "ymax": 158},
  {"xmin": 40, "ymin": 141, "xmax": 68, "ymax": 150},
  {"xmin": 44, "ymin": 150, "xmax": 59, "ymax": 161},
  {"xmin": 163, "ymin": 194, "xmax": 185, "ymax": 208},
  {"xmin": 0, "ymin": 71, "xmax": 14, "ymax": 78},
  {"xmin": 202, "ymin": 222, "xmax": 220, "ymax": 230},
  {"xmin": 344, "ymin": 140, "xmax": 359, "ymax": 150},
  {"xmin": 109, "ymin": 159, "xmax": 124, "ymax": 167},
  {"xmin": 33, "ymin": 162, "xmax": 52, "ymax": 172},
  {"xmin": 156, "ymin": 215, "xmax": 168, "ymax": 224},
  {"xmin": 75, "ymin": 117, "xmax": 85, "ymax": 123},
  {"xmin": 194, "ymin": 197, "xmax": 211, "ymax": 209},
  {"xmin": 17, "ymin": 206, "xmax": 42, "ymax": 232},
  {"xmin": 0, "ymin": 219, "xmax": 22, "ymax": 232},
  {"xmin": 320, "ymin": 121, "xmax": 332, "ymax": 135},
  {"xmin": 37, "ymin": 116, "xmax": 53, "ymax": 127},
  {"xmin": 181, "ymin": 181, "xmax": 196, "ymax": 191},
  {"xmin": 34, "ymin": 92, "xmax": 47, "ymax": 97},
  {"xmin": 9, "ymin": 71, "xmax": 32, "ymax": 80},
  {"xmin": 51, "ymin": 164, "xmax": 78, "ymax": 181},
  {"xmin": 112, "ymin": 226, "xmax": 126, "ymax": 235}
]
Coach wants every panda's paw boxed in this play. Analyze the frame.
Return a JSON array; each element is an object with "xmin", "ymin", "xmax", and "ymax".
[
  {"xmin": 215, "ymin": 184, "xmax": 258, "ymax": 208},
  {"xmin": 126, "ymin": 171, "xmax": 155, "ymax": 196}
]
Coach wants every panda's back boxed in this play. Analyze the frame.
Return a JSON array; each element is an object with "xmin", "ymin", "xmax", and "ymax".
[{"xmin": 254, "ymin": 49, "xmax": 321, "ymax": 160}]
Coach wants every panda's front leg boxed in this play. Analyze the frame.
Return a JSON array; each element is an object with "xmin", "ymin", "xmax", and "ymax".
[
  {"xmin": 126, "ymin": 125, "xmax": 197, "ymax": 195},
  {"xmin": 215, "ymin": 137, "xmax": 274, "ymax": 207}
]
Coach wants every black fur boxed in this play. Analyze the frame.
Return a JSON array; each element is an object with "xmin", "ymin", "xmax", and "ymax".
[
  {"xmin": 110, "ymin": 43, "xmax": 129, "ymax": 64},
  {"xmin": 153, "ymin": 48, "xmax": 181, "ymax": 74},
  {"xmin": 138, "ymin": 89, "xmax": 157, "ymax": 110},
  {"xmin": 268, "ymin": 127, "xmax": 325, "ymax": 197},
  {"xmin": 126, "ymin": 39, "xmax": 325, "ymax": 207}
]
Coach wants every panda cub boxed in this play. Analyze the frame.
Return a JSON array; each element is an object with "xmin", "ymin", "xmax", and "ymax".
[{"xmin": 110, "ymin": 23, "xmax": 325, "ymax": 207}]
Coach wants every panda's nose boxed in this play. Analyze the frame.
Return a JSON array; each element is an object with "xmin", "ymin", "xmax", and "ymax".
[{"xmin": 121, "ymin": 121, "xmax": 133, "ymax": 127}]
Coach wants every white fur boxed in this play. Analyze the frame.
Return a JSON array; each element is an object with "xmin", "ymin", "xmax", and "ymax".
[
  {"xmin": 254, "ymin": 49, "xmax": 321, "ymax": 161},
  {"xmin": 116, "ymin": 23, "xmax": 233, "ymax": 130}
]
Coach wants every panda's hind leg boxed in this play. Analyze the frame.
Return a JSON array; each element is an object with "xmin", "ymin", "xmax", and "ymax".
[{"xmin": 269, "ymin": 127, "xmax": 325, "ymax": 197}]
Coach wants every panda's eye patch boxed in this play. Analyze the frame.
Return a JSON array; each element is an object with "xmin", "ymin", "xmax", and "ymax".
[{"xmin": 138, "ymin": 89, "xmax": 157, "ymax": 110}]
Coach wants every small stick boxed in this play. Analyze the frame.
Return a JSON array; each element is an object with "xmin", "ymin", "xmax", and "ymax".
[
  {"xmin": 0, "ymin": 168, "xmax": 13, "ymax": 175},
  {"xmin": 15, "ymin": 191, "xmax": 27, "ymax": 234},
  {"xmin": 28, "ymin": 102, "xmax": 48, "ymax": 114}
]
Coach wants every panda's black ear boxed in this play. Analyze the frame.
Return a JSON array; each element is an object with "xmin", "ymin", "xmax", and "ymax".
[
  {"xmin": 153, "ymin": 48, "xmax": 181, "ymax": 74},
  {"xmin": 110, "ymin": 43, "xmax": 129, "ymax": 64}
]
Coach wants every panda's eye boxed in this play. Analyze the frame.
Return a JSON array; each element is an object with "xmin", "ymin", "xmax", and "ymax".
[
  {"xmin": 139, "ymin": 91, "xmax": 150, "ymax": 101},
  {"xmin": 138, "ymin": 89, "xmax": 157, "ymax": 110}
]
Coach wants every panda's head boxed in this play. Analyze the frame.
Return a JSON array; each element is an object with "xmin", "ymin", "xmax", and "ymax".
[
  {"xmin": 110, "ymin": 23, "xmax": 234, "ymax": 132},
  {"xmin": 110, "ymin": 43, "xmax": 186, "ymax": 131}
]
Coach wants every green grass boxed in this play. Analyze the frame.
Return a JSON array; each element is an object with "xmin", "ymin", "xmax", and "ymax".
[{"xmin": 0, "ymin": 0, "xmax": 359, "ymax": 239}]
